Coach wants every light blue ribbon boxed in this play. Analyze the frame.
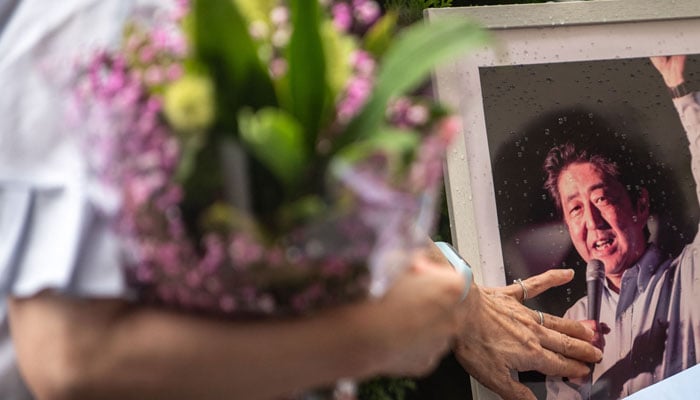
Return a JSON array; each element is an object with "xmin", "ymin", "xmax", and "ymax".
[{"xmin": 434, "ymin": 241, "xmax": 473, "ymax": 302}]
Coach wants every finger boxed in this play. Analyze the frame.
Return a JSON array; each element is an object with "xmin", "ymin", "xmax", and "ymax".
[
  {"xmin": 520, "ymin": 269, "xmax": 575, "ymax": 299},
  {"xmin": 495, "ymin": 269, "xmax": 575, "ymax": 301},
  {"xmin": 494, "ymin": 282, "xmax": 522, "ymax": 300},
  {"xmin": 531, "ymin": 347, "xmax": 591, "ymax": 378},
  {"xmin": 495, "ymin": 279, "xmax": 532, "ymax": 302},
  {"xmin": 649, "ymin": 55, "xmax": 668, "ymax": 71},
  {"xmin": 538, "ymin": 327, "xmax": 603, "ymax": 364},
  {"xmin": 542, "ymin": 313, "xmax": 595, "ymax": 342},
  {"xmin": 673, "ymin": 54, "xmax": 687, "ymax": 68},
  {"xmin": 579, "ymin": 319, "xmax": 598, "ymax": 333},
  {"xmin": 532, "ymin": 309, "xmax": 545, "ymax": 327},
  {"xmin": 506, "ymin": 308, "xmax": 601, "ymax": 363}
]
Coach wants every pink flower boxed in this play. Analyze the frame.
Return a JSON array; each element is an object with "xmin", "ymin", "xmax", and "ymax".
[
  {"xmin": 438, "ymin": 115, "xmax": 462, "ymax": 143},
  {"xmin": 172, "ymin": 0, "xmax": 190, "ymax": 21},
  {"xmin": 352, "ymin": 50, "xmax": 375, "ymax": 75},
  {"xmin": 165, "ymin": 63, "xmax": 184, "ymax": 81},
  {"xmin": 270, "ymin": 6, "xmax": 289, "ymax": 26},
  {"xmin": 408, "ymin": 117, "xmax": 458, "ymax": 189},
  {"xmin": 136, "ymin": 265, "xmax": 154, "ymax": 282},
  {"xmin": 127, "ymin": 173, "xmax": 163, "ymax": 207},
  {"xmin": 321, "ymin": 257, "xmax": 349, "ymax": 277},
  {"xmin": 337, "ymin": 76, "xmax": 373, "ymax": 122},
  {"xmin": 144, "ymin": 65, "xmax": 164, "ymax": 86},
  {"xmin": 185, "ymin": 270, "xmax": 202, "ymax": 288},
  {"xmin": 332, "ymin": 2, "xmax": 353, "ymax": 32},
  {"xmin": 269, "ymin": 58, "xmax": 288, "ymax": 78},
  {"xmin": 229, "ymin": 234, "xmax": 264, "ymax": 268},
  {"xmin": 353, "ymin": 0, "xmax": 380, "ymax": 26},
  {"xmin": 139, "ymin": 45, "xmax": 156, "ymax": 64},
  {"xmin": 219, "ymin": 295, "xmax": 236, "ymax": 313},
  {"xmin": 406, "ymin": 104, "xmax": 429, "ymax": 126},
  {"xmin": 200, "ymin": 234, "xmax": 225, "ymax": 273},
  {"xmin": 150, "ymin": 28, "xmax": 171, "ymax": 50}
]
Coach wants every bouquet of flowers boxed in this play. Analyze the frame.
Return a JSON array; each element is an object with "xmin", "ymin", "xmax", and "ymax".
[{"xmin": 72, "ymin": 0, "xmax": 484, "ymax": 318}]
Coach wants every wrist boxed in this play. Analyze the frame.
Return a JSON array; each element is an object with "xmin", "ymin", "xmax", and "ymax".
[
  {"xmin": 459, "ymin": 280, "xmax": 482, "ymax": 315},
  {"xmin": 434, "ymin": 242, "xmax": 473, "ymax": 301},
  {"xmin": 668, "ymin": 81, "xmax": 693, "ymax": 98},
  {"xmin": 453, "ymin": 281, "xmax": 489, "ymax": 346}
]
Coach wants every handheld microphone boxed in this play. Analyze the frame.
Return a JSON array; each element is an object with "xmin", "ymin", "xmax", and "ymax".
[
  {"xmin": 586, "ymin": 259, "xmax": 605, "ymax": 323},
  {"xmin": 585, "ymin": 259, "xmax": 605, "ymax": 397}
]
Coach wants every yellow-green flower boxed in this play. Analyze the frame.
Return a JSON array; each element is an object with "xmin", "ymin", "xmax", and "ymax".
[
  {"xmin": 321, "ymin": 20, "xmax": 356, "ymax": 100},
  {"xmin": 233, "ymin": 0, "xmax": 276, "ymax": 26},
  {"xmin": 163, "ymin": 74, "xmax": 215, "ymax": 133}
]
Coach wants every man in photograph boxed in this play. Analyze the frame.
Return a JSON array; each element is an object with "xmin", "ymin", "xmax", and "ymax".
[{"xmin": 545, "ymin": 55, "xmax": 700, "ymax": 399}]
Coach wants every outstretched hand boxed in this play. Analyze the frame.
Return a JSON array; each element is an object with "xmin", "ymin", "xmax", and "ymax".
[
  {"xmin": 453, "ymin": 269, "xmax": 602, "ymax": 400},
  {"xmin": 488, "ymin": 268, "xmax": 575, "ymax": 301},
  {"xmin": 650, "ymin": 55, "xmax": 686, "ymax": 88}
]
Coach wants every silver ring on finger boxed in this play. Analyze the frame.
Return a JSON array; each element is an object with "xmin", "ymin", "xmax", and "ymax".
[
  {"xmin": 536, "ymin": 310, "xmax": 545, "ymax": 326},
  {"xmin": 514, "ymin": 278, "xmax": 528, "ymax": 301}
]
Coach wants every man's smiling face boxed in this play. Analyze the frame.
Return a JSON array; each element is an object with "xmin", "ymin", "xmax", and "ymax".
[{"xmin": 557, "ymin": 162, "xmax": 649, "ymax": 277}]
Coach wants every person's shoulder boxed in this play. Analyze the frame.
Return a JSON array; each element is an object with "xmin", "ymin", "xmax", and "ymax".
[
  {"xmin": 562, "ymin": 296, "xmax": 587, "ymax": 320},
  {"xmin": 672, "ymin": 240, "xmax": 700, "ymax": 279}
]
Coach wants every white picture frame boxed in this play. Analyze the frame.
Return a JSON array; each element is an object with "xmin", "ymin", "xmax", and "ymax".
[{"xmin": 426, "ymin": 1, "xmax": 700, "ymax": 399}]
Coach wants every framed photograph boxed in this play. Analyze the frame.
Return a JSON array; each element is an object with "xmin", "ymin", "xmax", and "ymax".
[{"xmin": 426, "ymin": 1, "xmax": 700, "ymax": 399}]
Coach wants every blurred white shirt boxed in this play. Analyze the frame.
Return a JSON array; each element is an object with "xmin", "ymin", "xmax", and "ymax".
[{"xmin": 0, "ymin": 0, "xmax": 166, "ymax": 397}]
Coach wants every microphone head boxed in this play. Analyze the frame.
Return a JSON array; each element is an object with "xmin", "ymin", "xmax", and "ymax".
[{"xmin": 586, "ymin": 259, "xmax": 605, "ymax": 281}]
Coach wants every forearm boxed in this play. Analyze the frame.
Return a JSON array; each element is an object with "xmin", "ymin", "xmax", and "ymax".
[
  {"xmin": 673, "ymin": 93, "xmax": 700, "ymax": 206},
  {"xmin": 9, "ymin": 252, "xmax": 466, "ymax": 400},
  {"xmin": 655, "ymin": 55, "xmax": 700, "ymax": 209},
  {"xmin": 103, "ymin": 305, "xmax": 380, "ymax": 399},
  {"xmin": 9, "ymin": 292, "xmax": 381, "ymax": 400}
]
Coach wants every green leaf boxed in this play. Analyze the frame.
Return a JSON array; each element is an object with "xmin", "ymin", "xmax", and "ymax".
[
  {"xmin": 321, "ymin": 20, "xmax": 356, "ymax": 106},
  {"xmin": 277, "ymin": 195, "xmax": 327, "ymax": 229},
  {"xmin": 358, "ymin": 376, "xmax": 417, "ymax": 400},
  {"xmin": 232, "ymin": 0, "xmax": 277, "ymax": 26},
  {"xmin": 192, "ymin": 0, "xmax": 276, "ymax": 131},
  {"xmin": 238, "ymin": 108, "xmax": 308, "ymax": 189},
  {"xmin": 200, "ymin": 201, "xmax": 267, "ymax": 240},
  {"xmin": 363, "ymin": 11, "xmax": 398, "ymax": 58},
  {"xmin": 287, "ymin": 0, "xmax": 327, "ymax": 149},
  {"xmin": 174, "ymin": 134, "xmax": 206, "ymax": 183},
  {"xmin": 332, "ymin": 128, "xmax": 421, "ymax": 180},
  {"xmin": 335, "ymin": 19, "xmax": 489, "ymax": 153}
]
